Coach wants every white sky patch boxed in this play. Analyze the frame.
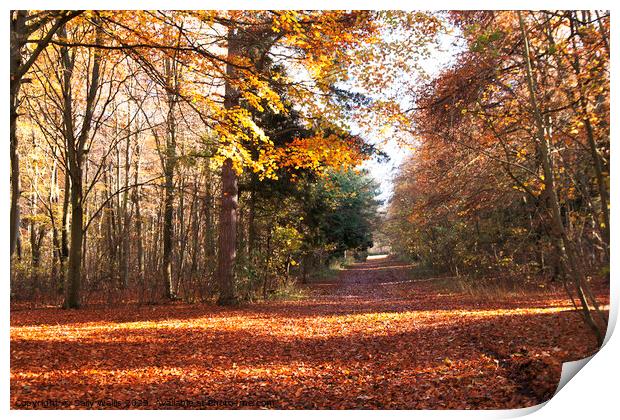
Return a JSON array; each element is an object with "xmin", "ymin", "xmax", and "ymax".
[
  {"xmin": 360, "ymin": 28, "xmax": 465, "ymax": 208},
  {"xmin": 361, "ymin": 139, "xmax": 409, "ymax": 206}
]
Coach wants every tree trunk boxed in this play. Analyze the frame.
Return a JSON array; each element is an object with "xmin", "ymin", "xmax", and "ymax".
[
  {"xmin": 518, "ymin": 12, "xmax": 606, "ymax": 345},
  {"xmin": 160, "ymin": 56, "xmax": 179, "ymax": 300},
  {"xmin": 65, "ymin": 176, "xmax": 83, "ymax": 308},
  {"xmin": 119, "ymin": 115, "xmax": 132, "ymax": 290},
  {"xmin": 11, "ymin": 11, "xmax": 79, "ymax": 259},
  {"xmin": 203, "ymin": 159, "xmax": 215, "ymax": 258},
  {"xmin": 190, "ymin": 179, "xmax": 201, "ymax": 276},
  {"xmin": 216, "ymin": 158, "xmax": 239, "ymax": 305},
  {"xmin": 133, "ymin": 139, "xmax": 144, "ymax": 287},
  {"xmin": 247, "ymin": 187, "xmax": 257, "ymax": 261},
  {"xmin": 568, "ymin": 12, "xmax": 610, "ymax": 253},
  {"xmin": 216, "ymin": 27, "xmax": 242, "ymax": 305},
  {"xmin": 176, "ymin": 176, "xmax": 187, "ymax": 295},
  {"xmin": 11, "ymin": 11, "xmax": 78, "ymax": 259},
  {"xmin": 62, "ymin": 20, "xmax": 102, "ymax": 309},
  {"xmin": 61, "ymin": 170, "xmax": 70, "ymax": 268},
  {"xmin": 163, "ymin": 171, "xmax": 175, "ymax": 299},
  {"xmin": 9, "ymin": 11, "xmax": 27, "ymax": 258}
]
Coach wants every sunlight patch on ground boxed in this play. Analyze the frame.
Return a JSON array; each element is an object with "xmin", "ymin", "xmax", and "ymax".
[
  {"xmin": 345, "ymin": 264, "xmax": 414, "ymax": 271},
  {"xmin": 10, "ymin": 305, "xmax": 576, "ymax": 344},
  {"xmin": 366, "ymin": 254, "xmax": 389, "ymax": 260}
]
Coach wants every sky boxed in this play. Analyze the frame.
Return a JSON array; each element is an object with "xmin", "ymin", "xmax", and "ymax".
[
  {"xmin": 271, "ymin": 13, "xmax": 465, "ymax": 209},
  {"xmin": 360, "ymin": 29, "xmax": 465, "ymax": 208}
]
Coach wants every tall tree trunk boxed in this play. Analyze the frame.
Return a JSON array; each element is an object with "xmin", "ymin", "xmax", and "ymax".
[
  {"xmin": 216, "ymin": 158, "xmax": 239, "ymax": 305},
  {"xmin": 29, "ymin": 165, "xmax": 45, "ymax": 296},
  {"xmin": 62, "ymin": 20, "xmax": 102, "ymax": 309},
  {"xmin": 65, "ymin": 175, "xmax": 84, "ymax": 308},
  {"xmin": 247, "ymin": 186, "xmax": 257, "ymax": 261},
  {"xmin": 59, "ymin": 22, "xmax": 81, "ymax": 309},
  {"xmin": 103, "ymin": 162, "xmax": 118, "ymax": 280},
  {"xmin": 176, "ymin": 175, "xmax": 187, "ymax": 295},
  {"xmin": 216, "ymin": 27, "xmax": 242, "ymax": 305},
  {"xmin": 163, "ymin": 166, "xmax": 175, "ymax": 299},
  {"xmin": 61, "ymin": 170, "xmax": 70, "ymax": 268},
  {"xmin": 119, "ymin": 112, "xmax": 132, "ymax": 290},
  {"xmin": 10, "ymin": 11, "xmax": 79, "ymax": 258},
  {"xmin": 518, "ymin": 12, "xmax": 605, "ymax": 345},
  {"xmin": 133, "ymin": 137, "xmax": 145, "ymax": 288},
  {"xmin": 203, "ymin": 159, "xmax": 215, "ymax": 259},
  {"xmin": 542, "ymin": 13, "xmax": 609, "ymax": 257},
  {"xmin": 48, "ymin": 153, "xmax": 61, "ymax": 286},
  {"xmin": 567, "ymin": 12, "xmax": 610, "ymax": 253},
  {"xmin": 190, "ymin": 178, "xmax": 201, "ymax": 275},
  {"xmin": 9, "ymin": 11, "xmax": 27, "ymax": 258},
  {"xmin": 161, "ymin": 56, "xmax": 178, "ymax": 300}
]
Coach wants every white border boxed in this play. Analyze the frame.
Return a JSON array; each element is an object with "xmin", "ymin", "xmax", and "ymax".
[{"xmin": 3, "ymin": 2, "xmax": 617, "ymax": 419}]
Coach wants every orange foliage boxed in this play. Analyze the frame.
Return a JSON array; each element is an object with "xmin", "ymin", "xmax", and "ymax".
[{"xmin": 257, "ymin": 133, "xmax": 365, "ymax": 180}]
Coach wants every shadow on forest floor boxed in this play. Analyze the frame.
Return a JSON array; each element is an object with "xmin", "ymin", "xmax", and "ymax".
[{"xmin": 11, "ymin": 256, "xmax": 608, "ymax": 409}]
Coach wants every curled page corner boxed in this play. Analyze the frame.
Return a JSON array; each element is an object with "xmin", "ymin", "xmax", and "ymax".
[
  {"xmin": 603, "ymin": 303, "xmax": 617, "ymax": 347},
  {"xmin": 554, "ymin": 355, "xmax": 595, "ymax": 396},
  {"xmin": 553, "ymin": 300, "xmax": 615, "ymax": 398},
  {"xmin": 499, "ymin": 401, "xmax": 548, "ymax": 418},
  {"xmin": 508, "ymin": 353, "xmax": 599, "ymax": 418}
]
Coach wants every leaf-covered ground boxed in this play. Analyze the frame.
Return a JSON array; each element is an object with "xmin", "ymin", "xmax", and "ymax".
[{"xmin": 11, "ymin": 257, "xmax": 606, "ymax": 409}]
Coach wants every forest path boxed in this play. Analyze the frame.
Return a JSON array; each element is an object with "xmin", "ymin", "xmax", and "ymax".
[
  {"xmin": 11, "ymin": 256, "xmax": 601, "ymax": 409},
  {"xmin": 307, "ymin": 255, "xmax": 417, "ymax": 300}
]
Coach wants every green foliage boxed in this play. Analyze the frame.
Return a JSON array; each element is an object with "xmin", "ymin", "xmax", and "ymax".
[
  {"xmin": 303, "ymin": 168, "xmax": 380, "ymax": 260},
  {"xmin": 234, "ymin": 167, "xmax": 380, "ymax": 300}
]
